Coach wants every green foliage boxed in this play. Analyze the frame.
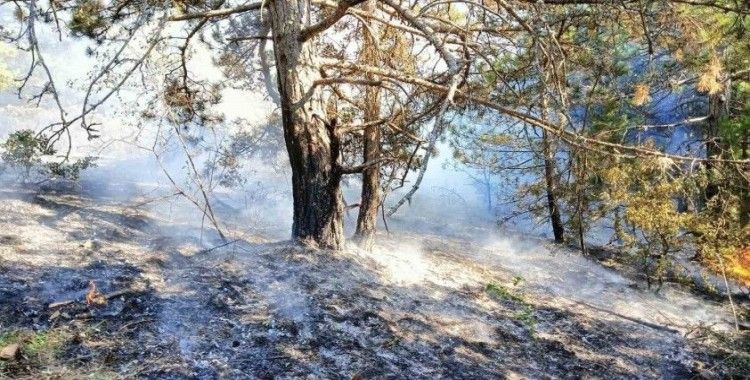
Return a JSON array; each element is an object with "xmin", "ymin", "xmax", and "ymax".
[
  {"xmin": 1, "ymin": 129, "xmax": 97, "ymax": 181},
  {"xmin": 46, "ymin": 156, "xmax": 98, "ymax": 181},
  {"xmin": 0, "ymin": 329, "xmax": 66, "ymax": 364},
  {"xmin": 1, "ymin": 130, "xmax": 46, "ymax": 176},
  {"xmin": 162, "ymin": 79, "xmax": 223, "ymax": 125},
  {"xmin": 718, "ymin": 85, "xmax": 750, "ymax": 157},
  {"xmin": 514, "ymin": 304, "xmax": 537, "ymax": 334},
  {"xmin": 586, "ymin": 149, "xmax": 750, "ymax": 287},
  {"xmin": 589, "ymin": 101, "xmax": 631, "ymax": 139},
  {"xmin": 485, "ymin": 282, "xmax": 524, "ymax": 302},
  {"xmin": 599, "ymin": 155, "xmax": 689, "ymax": 285},
  {"xmin": 24, "ymin": 331, "xmax": 65, "ymax": 356},
  {"xmin": 0, "ymin": 330, "xmax": 19, "ymax": 347},
  {"xmin": 69, "ymin": 0, "xmax": 107, "ymax": 38},
  {"xmin": 477, "ymin": 133, "xmax": 514, "ymax": 146},
  {"xmin": 486, "ymin": 282, "xmax": 537, "ymax": 334}
]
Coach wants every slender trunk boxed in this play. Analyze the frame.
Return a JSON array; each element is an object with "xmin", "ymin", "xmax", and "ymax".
[
  {"xmin": 740, "ymin": 130, "xmax": 749, "ymax": 227},
  {"xmin": 704, "ymin": 92, "xmax": 723, "ymax": 202},
  {"xmin": 353, "ymin": 118, "xmax": 380, "ymax": 249},
  {"xmin": 542, "ymin": 129, "xmax": 565, "ymax": 243},
  {"xmin": 353, "ymin": 0, "xmax": 381, "ymax": 249},
  {"xmin": 484, "ymin": 169, "xmax": 493, "ymax": 211},
  {"xmin": 574, "ymin": 152, "xmax": 588, "ymax": 255},
  {"xmin": 270, "ymin": 0, "xmax": 344, "ymax": 249},
  {"xmin": 540, "ymin": 90, "xmax": 565, "ymax": 243}
]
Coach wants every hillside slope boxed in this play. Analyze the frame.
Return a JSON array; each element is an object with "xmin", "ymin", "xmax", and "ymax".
[{"xmin": 0, "ymin": 185, "xmax": 746, "ymax": 379}]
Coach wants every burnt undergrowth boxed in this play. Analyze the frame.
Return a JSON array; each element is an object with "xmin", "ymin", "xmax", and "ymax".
[{"xmin": 0, "ymin": 185, "xmax": 748, "ymax": 379}]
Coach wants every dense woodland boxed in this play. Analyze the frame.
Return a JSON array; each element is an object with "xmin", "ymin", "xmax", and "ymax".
[{"xmin": 1, "ymin": 0, "xmax": 750, "ymax": 378}]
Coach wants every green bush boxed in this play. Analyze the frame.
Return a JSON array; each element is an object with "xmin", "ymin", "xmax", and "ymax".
[
  {"xmin": 1, "ymin": 129, "xmax": 97, "ymax": 182},
  {"xmin": 1, "ymin": 130, "xmax": 45, "ymax": 177},
  {"xmin": 69, "ymin": 0, "xmax": 107, "ymax": 38}
]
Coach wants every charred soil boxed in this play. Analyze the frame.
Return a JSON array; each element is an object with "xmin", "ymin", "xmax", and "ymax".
[{"xmin": 0, "ymin": 185, "xmax": 748, "ymax": 379}]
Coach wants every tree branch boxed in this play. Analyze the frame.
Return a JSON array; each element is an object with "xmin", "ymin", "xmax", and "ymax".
[
  {"xmin": 338, "ymin": 157, "xmax": 391, "ymax": 174},
  {"xmin": 322, "ymin": 58, "xmax": 750, "ymax": 165},
  {"xmin": 169, "ymin": 2, "xmax": 262, "ymax": 21},
  {"xmin": 299, "ymin": 0, "xmax": 367, "ymax": 41}
]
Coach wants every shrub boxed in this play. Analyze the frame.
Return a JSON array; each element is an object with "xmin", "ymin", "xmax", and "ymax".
[{"xmin": 1, "ymin": 129, "xmax": 97, "ymax": 182}]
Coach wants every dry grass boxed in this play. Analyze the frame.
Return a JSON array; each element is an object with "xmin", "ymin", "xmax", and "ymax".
[{"xmin": 727, "ymin": 246, "xmax": 750, "ymax": 287}]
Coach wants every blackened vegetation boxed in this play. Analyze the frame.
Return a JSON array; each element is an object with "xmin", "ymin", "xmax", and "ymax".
[
  {"xmin": 0, "ymin": 244, "xmax": 722, "ymax": 379},
  {"xmin": 0, "ymin": 189, "xmax": 747, "ymax": 378}
]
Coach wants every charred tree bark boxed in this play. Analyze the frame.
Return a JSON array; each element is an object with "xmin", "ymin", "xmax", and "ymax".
[
  {"xmin": 269, "ymin": 0, "xmax": 344, "ymax": 249},
  {"xmin": 353, "ymin": 0, "xmax": 381, "ymax": 249}
]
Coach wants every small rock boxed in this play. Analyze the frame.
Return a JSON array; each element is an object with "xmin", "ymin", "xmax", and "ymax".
[
  {"xmin": 0, "ymin": 344, "xmax": 19, "ymax": 360},
  {"xmin": 81, "ymin": 239, "xmax": 102, "ymax": 251},
  {"xmin": 108, "ymin": 228, "xmax": 127, "ymax": 239},
  {"xmin": 0, "ymin": 235, "xmax": 20, "ymax": 245}
]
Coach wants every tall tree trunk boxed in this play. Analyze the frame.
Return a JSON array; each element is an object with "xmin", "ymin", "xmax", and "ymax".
[
  {"xmin": 483, "ymin": 168, "xmax": 493, "ymax": 211},
  {"xmin": 353, "ymin": 0, "xmax": 381, "ymax": 249},
  {"xmin": 740, "ymin": 130, "xmax": 749, "ymax": 227},
  {"xmin": 704, "ymin": 91, "xmax": 724, "ymax": 202},
  {"xmin": 542, "ymin": 129, "xmax": 565, "ymax": 243},
  {"xmin": 269, "ymin": 0, "xmax": 344, "ymax": 249},
  {"xmin": 540, "ymin": 91, "xmax": 565, "ymax": 243}
]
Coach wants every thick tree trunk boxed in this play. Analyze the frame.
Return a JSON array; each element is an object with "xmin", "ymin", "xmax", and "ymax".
[
  {"xmin": 353, "ymin": 0, "xmax": 381, "ymax": 249},
  {"xmin": 269, "ymin": 0, "xmax": 345, "ymax": 249},
  {"xmin": 542, "ymin": 129, "xmax": 565, "ymax": 243}
]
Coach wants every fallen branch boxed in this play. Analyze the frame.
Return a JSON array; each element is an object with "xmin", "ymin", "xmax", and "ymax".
[
  {"xmin": 198, "ymin": 239, "xmax": 241, "ymax": 254},
  {"xmin": 571, "ymin": 300, "xmax": 680, "ymax": 334},
  {"xmin": 118, "ymin": 318, "xmax": 157, "ymax": 332},
  {"xmin": 48, "ymin": 289, "xmax": 135, "ymax": 309}
]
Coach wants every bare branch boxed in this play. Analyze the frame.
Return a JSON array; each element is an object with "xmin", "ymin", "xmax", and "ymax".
[
  {"xmin": 322, "ymin": 59, "xmax": 750, "ymax": 165},
  {"xmin": 169, "ymin": 2, "xmax": 263, "ymax": 21},
  {"xmin": 338, "ymin": 157, "xmax": 391, "ymax": 174},
  {"xmin": 299, "ymin": 0, "xmax": 367, "ymax": 41}
]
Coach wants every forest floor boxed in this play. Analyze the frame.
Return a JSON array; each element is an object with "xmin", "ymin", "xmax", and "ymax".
[{"xmin": 1, "ymin": 182, "xmax": 749, "ymax": 379}]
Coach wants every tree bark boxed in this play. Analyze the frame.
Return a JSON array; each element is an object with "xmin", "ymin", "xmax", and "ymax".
[
  {"xmin": 269, "ymin": 0, "xmax": 344, "ymax": 250},
  {"xmin": 353, "ymin": 0, "xmax": 381, "ymax": 250},
  {"xmin": 542, "ymin": 128, "xmax": 565, "ymax": 243},
  {"xmin": 740, "ymin": 129, "xmax": 749, "ymax": 227},
  {"xmin": 539, "ymin": 89, "xmax": 565, "ymax": 243},
  {"xmin": 704, "ymin": 91, "xmax": 725, "ymax": 202}
]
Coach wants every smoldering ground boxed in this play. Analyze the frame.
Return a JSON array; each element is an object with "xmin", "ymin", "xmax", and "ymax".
[{"xmin": 0, "ymin": 130, "xmax": 747, "ymax": 378}]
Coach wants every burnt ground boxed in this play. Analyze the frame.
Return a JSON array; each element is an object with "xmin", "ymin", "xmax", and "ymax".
[{"xmin": 1, "ymin": 185, "xmax": 749, "ymax": 379}]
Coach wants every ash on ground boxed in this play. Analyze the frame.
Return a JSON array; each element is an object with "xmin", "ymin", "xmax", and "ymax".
[{"xmin": 1, "ymin": 185, "xmax": 747, "ymax": 379}]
